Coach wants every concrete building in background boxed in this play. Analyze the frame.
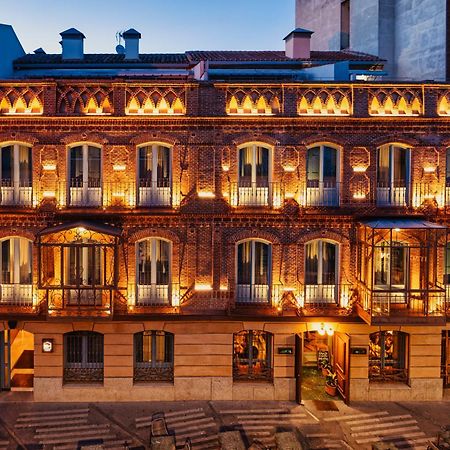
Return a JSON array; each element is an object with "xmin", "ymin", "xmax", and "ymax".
[{"xmin": 296, "ymin": 0, "xmax": 449, "ymax": 81}]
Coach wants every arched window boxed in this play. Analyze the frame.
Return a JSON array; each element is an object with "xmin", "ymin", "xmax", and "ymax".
[
  {"xmin": 137, "ymin": 144, "xmax": 172, "ymax": 206},
  {"xmin": 233, "ymin": 330, "xmax": 273, "ymax": 381},
  {"xmin": 63, "ymin": 331, "xmax": 104, "ymax": 383},
  {"xmin": 0, "ymin": 143, "xmax": 32, "ymax": 206},
  {"xmin": 136, "ymin": 238, "xmax": 171, "ymax": 305},
  {"xmin": 304, "ymin": 240, "xmax": 338, "ymax": 304},
  {"xmin": 377, "ymin": 144, "xmax": 410, "ymax": 206},
  {"xmin": 369, "ymin": 331, "xmax": 408, "ymax": 383},
  {"xmin": 306, "ymin": 144, "xmax": 339, "ymax": 206},
  {"xmin": 236, "ymin": 240, "xmax": 271, "ymax": 303},
  {"xmin": 237, "ymin": 145, "xmax": 271, "ymax": 206},
  {"xmin": 134, "ymin": 331, "xmax": 174, "ymax": 382},
  {"xmin": 68, "ymin": 144, "xmax": 102, "ymax": 206},
  {"xmin": 0, "ymin": 237, "xmax": 32, "ymax": 304}
]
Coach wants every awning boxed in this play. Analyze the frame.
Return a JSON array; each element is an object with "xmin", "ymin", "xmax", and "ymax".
[
  {"xmin": 38, "ymin": 221, "xmax": 122, "ymax": 237},
  {"xmin": 360, "ymin": 218, "xmax": 446, "ymax": 230}
]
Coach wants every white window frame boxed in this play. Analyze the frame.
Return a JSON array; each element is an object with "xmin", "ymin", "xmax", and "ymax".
[
  {"xmin": 0, "ymin": 143, "xmax": 32, "ymax": 206},
  {"xmin": 236, "ymin": 239, "xmax": 272, "ymax": 303},
  {"xmin": 136, "ymin": 238, "xmax": 172, "ymax": 305},
  {"xmin": 68, "ymin": 143, "xmax": 102, "ymax": 207},
  {"xmin": 137, "ymin": 144, "xmax": 172, "ymax": 206}
]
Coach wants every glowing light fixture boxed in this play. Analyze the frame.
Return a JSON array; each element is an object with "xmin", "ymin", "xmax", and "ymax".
[
  {"xmin": 113, "ymin": 164, "xmax": 127, "ymax": 171},
  {"xmin": 353, "ymin": 193, "xmax": 366, "ymax": 199},
  {"xmin": 222, "ymin": 165, "xmax": 230, "ymax": 172},
  {"xmin": 423, "ymin": 166, "xmax": 436, "ymax": 173},
  {"xmin": 42, "ymin": 163, "xmax": 56, "ymax": 171},
  {"xmin": 318, "ymin": 323, "xmax": 326, "ymax": 336},
  {"xmin": 195, "ymin": 283, "xmax": 212, "ymax": 291},
  {"xmin": 198, "ymin": 191, "xmax": 215, "ymax": 199},
  {"xmin": 42, "ymin": 191, "xmax": 55, "ymax": 198},
  {"xmin": 283, "ymin": 166, "xmax": 296, "ymax": 173},
  {"xmin": 353, "ymin": 166, "xmax": 367, "ymax": 173},
  {"xmin": 394, "ymin": 228, "xmax": 401, "ymax": 232}
]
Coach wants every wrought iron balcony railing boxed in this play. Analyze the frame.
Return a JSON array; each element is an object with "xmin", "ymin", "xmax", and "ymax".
[
  {"xmin": 357, "ymin": 282, "xmax": 446, "ymax": 323},
  {"xmin": 46, "ymin": 287, "xmax": 115, "ymax": 314},
  {"xmin": 376, "ymin": 182, "xmax": 409, "ymax": 207},
  {"xmin": 229, "ymin": 182, "xmax": 282, "ymax": 208},
  {"xmin": 303, "ymin": 181, "xmax": 340, "ymax": 207},
  {"xmin": 0, "ymin": 181, "xmax": 33, "ymax": 207},
  {"xmin": 0, "ymin": 283, "xmax": 34, "ymax": 306},
  {"xmin": 136, "ymin": 283, "xmax": 180, "ymax": 306}
]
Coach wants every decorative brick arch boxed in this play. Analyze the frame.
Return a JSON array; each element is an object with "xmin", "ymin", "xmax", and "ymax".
[
  {"xmin": 0, "ymin": 230, "xmax": 35, "ymax": 241},
  {"xmin": 371, "ymin": 136, "xmax": 420, "ymax": 148},
  {"xmin": 302, "ymin": 134, "xmax": 347, "ymax": 147},
  {"xmin": 232, "ymin": 133, "xmax": 280, "ymax": 148},
  {"xmin": 298, "ymin": 229, "xmax": 349, "ymax": 245},
  {"xmin": 128, "ymin": 228, "xmax": 181, "ymax": 245},
  {"xmin": 229, "ymin": 229, "xmax": 281, "ymax": 245},
  {"xmin": 61, "ymin": 132, "xmax": 108, "ymax": 146},
  {"xmin": 131, "ymin": 133, "xmax": 180, "ymax": 147},
  {"xmin": 0, "ymin": 132, "xmax": 38, "ymax": 146}
]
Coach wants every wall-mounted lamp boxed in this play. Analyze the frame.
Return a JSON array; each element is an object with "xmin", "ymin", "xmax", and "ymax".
[
  {"xmin": 318, "ymin": 322, "xmax": 334, "ymax": 336},
  {"xmin": 423, "ymin": 166, "xmax": 436, "ymax": 173},
  {"xmin": 42, "ymin": 163, "xmax": 56, "ymax": 171},
  {"xmin": 353, "ymin": 193, "xmax": 366, "ymax": 199},
  {"xmin": 283, "ymin": 166, "xmax": 296, "ymax": 173},
  {"xmin": 113, "ymin": 164, "xmax": 127, "ymax": 171},
  {"xmin": 222, "ymin": 165, "xmax": 230, "ymax": 172},
  {"xmin": 195, "ymin": 283, "xmax": 212, "ymax": 291},
  {"xmin": 42, "ymin": 191, "xmax": 56, "ymax": 198},
  {"xmin": 197, "ymin": 191, "xmax": 215, "ymax": 199},
  {"xmin": 353, "ymin": 166, "xmax": 367, "ymax": 173}
]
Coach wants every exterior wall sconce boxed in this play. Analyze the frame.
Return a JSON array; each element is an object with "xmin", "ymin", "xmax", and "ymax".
[
  {"xmin": 318, "ymin": 322, "xmax": 334, "ymax": 336},
  {"xmin": 113, "ymin": 164, "xmax": 127, "ymax": 171},
  {"xmin": 42, "ymin": 338, "xmax": 54, "ymax": 353},
  {"xmin": 352, "ymin": 166, "xmax": 367, "ymax": 173},
  {"xmin": 283, "ymin": 166, "xmax": 296, "ymax": 173},
  {"xmin": 42, "ymin": 191, "xmax": 56, "ymax": 198},
  {"xmin": 197, "ymin": 191, "xmax": 215, "ymax": 199},
  {"xmin": 42, "ymin": 163, "xmax": 56, "ymax": 171},
  {"xmin": 195, "ymin": 283, "xmax": 212, "ymax": 291},
  {"xmin": 423, "ymin": 166, "xmax": 436, "ymax": 173},
  {"xmin": 353, "ymin": 193, "xmax": 366, "ymax": 199},
  {"xmin": 219, "ymin": 285, "xmax": 228, "ymax": 291},
  {"xmin": 222, "ymin": 165, "xmax": 230, "ymax": 172}
]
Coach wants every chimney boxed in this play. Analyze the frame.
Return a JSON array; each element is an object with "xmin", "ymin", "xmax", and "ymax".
[
  {"xmin": 60, "ymin": 28, "xmax": 85, "ymax": 60},
  {"xmin": 122, "ymin": 28, "xmax": 141, "ymax": 60},
  {"xmin": 283, "ymin": 28, "xmax": 314, "ymax": 59}
]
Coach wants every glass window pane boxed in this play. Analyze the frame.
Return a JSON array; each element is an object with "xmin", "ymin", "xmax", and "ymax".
[
  {"xmin": 322, "ymin": 241, "xmax": 336, "ymax": 284},
  {"xmin": 255, "ymin": 147, "xmax": 269, "ymax": 183},
  {"xmin": 156, "ymin": 240, "xmax": 170, "ymax": 285},
  {"xmin": 307, "ymin": 147, "xmax": 320, "ymax": 186},
  {"xmin": 1, "ymin": 240, "xmax": 11, "ymax": 284},
  {"xmin": 139, "ymin": 147, "xmax": 152, "ymax": 184},
  {"xmin": 157, "ymin": 146, "xmax": 170, "ymax": 186},
  {"xmin": 138, "ymin": 240, "xmax": 152, "ymax": 285},
  {"xmin": 391, "ymin": 246, "xmax": 405, "ymax": 286},
  {"xmin": 18, "ymin": 146, "xmax": 31, "ymax": 186},
  {"xmin": 237, "ymin": 241, "xmax": 252, "ymax": 285},
  {"xmin": 1, "ymin": 146, "xmax": 13, "ymax": 185},
  {"xmin": 70, "ymin": 146, "xmax": 83, "ymax": 185},
  {"xmin": 393, "ymin": 146, "xmax": 407, "ymax": 187},
  {"xmin": 254, "ymin": 242, "xmax": 269, "ymax": 285},
  {"xmin": 19, "ymin": 239, "xmax": 32, "ymax": 284},
  {"xmin": 446, "ymin": 149, "xmax": 450, "ymax": 186},
  {"xmin": 305, "ymin": 241, "xmax": 318, "ymax": 284},
  {"xmin": 374, "ymin": 245, "xmax": 389, "ymax": 286},
  {"xmin": 323, "ymin": 147, "xmax": 337, "ymax": 183},
  {"xmin": 239, "ymin": 147, "xmax": 252, "ymax": 182},
  {"xmin": 377, "ymin": 146, "xmax": 390, "ymax": 185},
  {"xmin": 88, "ymin": 146, "xmax": 101, "ymax": 187}
]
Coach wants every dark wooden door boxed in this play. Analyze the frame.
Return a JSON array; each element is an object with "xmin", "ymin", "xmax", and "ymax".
[
  {"xmin": 0, "ymin": 330, "xmax": 11, "ymax": 390},
  {"xmin": 334, "ymin": 332, "xmax": 350, "ymax": 404},
  {"xmin": 442, "ymin": 331, "xmax": 450, "ymax": 388},
  {"xmin": 295, "ymin": 333, "xmax": 302, "ymax": 404}
]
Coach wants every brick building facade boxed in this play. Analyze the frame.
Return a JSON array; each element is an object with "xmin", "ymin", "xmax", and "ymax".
[{"xmin": 0, "ymin": 26, "xmax": 449, "ymax": 403}]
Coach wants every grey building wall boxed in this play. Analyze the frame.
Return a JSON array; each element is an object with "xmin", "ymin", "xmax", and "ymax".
[{"xmin": 295, "ymin": 0, "xmax": 447, "ymax": 81}]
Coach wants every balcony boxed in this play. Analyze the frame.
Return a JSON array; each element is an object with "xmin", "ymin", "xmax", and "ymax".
[
  {"xmin": 356, "ymin": 284, "xmax": 446, "ymax": 325},
  {"xmin": 0, "ymin": 284, "xmax": 36, "ymax": 314},
  {"xmin": 376, "ymin": 182, "xmax": 409, "ymax": 207},
  {"xmin": 135, "ymin": 283, "xmax": 180, "ymax": 306},
  {"xmin": 303, "ymin": 181, "xmax": 340, "ymax": 207},
  {"xmin": 235, "ymin": 283, "xmax": 272, "ymax": 304},
  {"xmin": 229, "ymin": 182, "xmax": 282, "ymax": 208},
  {"xmin": 0, "ymin": 181, "xmax": 32, "ymax": 207},
  {"xmin": 137, "ymin": 180, "xmax": 177, "ymax": 207},
  {"xmin": 46, "ymin": 288, "xmax": 115, "ymax": 316},
  {"xmin": 300, "ymin": 283, "xmax": 352, "ymax": 316}
]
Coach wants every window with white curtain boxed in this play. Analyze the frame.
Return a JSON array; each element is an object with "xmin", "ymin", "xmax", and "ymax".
[
  {"xmin": 236, "ymin": 240, "xmax": 271, "ymax": 303},
  {"xmin": 136, "ymin": 238, "xmax": 171, "ymax": 304},
  {"xmin": 0, "ymin": 144, "xmax": 32, "ymax": 205}
]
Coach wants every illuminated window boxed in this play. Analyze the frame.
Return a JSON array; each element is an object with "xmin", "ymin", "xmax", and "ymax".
[
  {"xmin": 377, "ymin": 145, "xmax": 410, "ymax": 206},
  {"xmin": 0, "ymin": 237, "xmax": 32, "ymax": 305},
  {"xmin": 237, "ymin": 145, "xmax": 270, "ymax": 206},
  {"xmin": 137, "ymin": 145, "xmax": 172, "ymax": 206},
  {"xmin": 374, "ymin": 242, "xmax": 407, "ymax": 289},
  {"xmin": 233, "ymin": 330, "xmax": 273, "ymax": 381},
  {"xmin": 136, "ymin": 238, "xmax": 171, "ymax": 305},
  {"xmin": 134, "ymin": 331, "xmax": 174, "ymax": 382},
  {"xmin": 68, "ymin": 145, "xmax": 102, "ymax": 207},
  {"xmin": 306, "ymin": 145, "xmax": 339, "ymax": 206},
  {"xmin": 369, "ymin": 331, "xmax": 408, "ymax": 383},
  {"xmin": 304, "ymin": 240, "xmax": 338, "ymax": 303},
  {"xmin": 0, "ymin": 144, "xmax": 32, "ymax": 206},
  {"xmin": 236, "ymin": 240, "xmax": 271, "ymax": 303},
  {"xmin": 64, "ymin": 331, "xmax": 104, "ymax": 383}
]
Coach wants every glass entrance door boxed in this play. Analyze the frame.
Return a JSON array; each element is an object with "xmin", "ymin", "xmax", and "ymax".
[{"xmin": 0, "ymin": 330, "xmax": 11, "ymax": 390}]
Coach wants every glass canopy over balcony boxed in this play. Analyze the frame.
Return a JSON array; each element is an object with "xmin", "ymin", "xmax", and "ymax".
[{"xmin": 357, "ymin": 219, "xmax": 447, "ymax": 324}]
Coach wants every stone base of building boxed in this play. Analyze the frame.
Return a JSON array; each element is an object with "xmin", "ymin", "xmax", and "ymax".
[
  {"xmin": 350, "ymin": 378, "xmax": 443, "ymax": 401},
  {"xmin": 33, "ymin": 377, "xmax": 296, "ymax": 402}
]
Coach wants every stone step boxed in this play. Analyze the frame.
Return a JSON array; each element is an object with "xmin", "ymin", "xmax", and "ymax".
[
  {"xmin": 324, "ymin": 411, "xmax": 390, "ymax": 422},
  {"xmin": 136, "ymin": 408, "xmax": 204, "ymax": 424},
  {"xmin": 35, "ymin": 423, "xmax": 111, "ymax": 435},
  {"xmin": 17, "ymin": 408, "xmax": 89, "ymax": 418},
  {"xmin": 38, "ymin": 429, "xmax": 117, "ymax": 445},
  {"xmin": 137, "ymin": 412, "xmax": 207, "ymax": 429},
  {"xmin": 235, "ymin": 413, "xmax": 308, "ymax": 420},
  {"xmin": 169, "ymin": 418, "xmax": 216, "ymax": 433},
  {"xmin": 355, "ymin": 431, "xmax": 425, "ymax": 445},
  {"xmin": 352, "ymin": 425, "xmax": 422, "ymax": 439},
  {"xmin": 350, "ymin": 419, "xmax": 418, "ymax": 432},
  {"xmin": 16, "ymin": 417, "xmax": 88, "ymax": 429},
  {"xmin": 346, "ymin": 414, "xmax": 413, "ymax": 427},
  {"xmin": 54, "ymin": 437, "xmax": 132, "ymax": 450},
  {"xmin": 176, "ymin": 434, "xmax": 220, "ymax": 449},
  {"xmin": 220, "ymin": 408, "xmax": 290, "ymax": 415}
]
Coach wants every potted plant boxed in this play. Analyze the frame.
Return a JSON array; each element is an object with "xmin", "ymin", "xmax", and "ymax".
[
  {"xmin": 325, "ymin": 370, "xmax": 338, "ymax": 397},
  {"xmin": 321, "ymin": 362, "xmax": 331, "ymax": 376}
]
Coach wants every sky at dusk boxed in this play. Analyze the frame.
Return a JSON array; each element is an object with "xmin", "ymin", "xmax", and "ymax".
[{"xmin": 1, "ymin": 0, "xmax": 295, "ymax": 54}]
